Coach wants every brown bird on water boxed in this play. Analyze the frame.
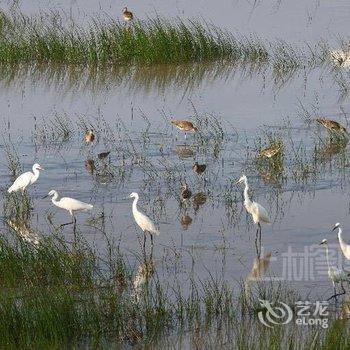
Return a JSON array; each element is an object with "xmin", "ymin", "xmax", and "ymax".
[
  {"xmin": 180, "ymin": 183, "xmax": 192, "ymax": 200},
  {"xmin": 192, "ymin": 162, "xmax": 206, "ymax": 175},
  {"xmin": 122, "ymin": 7, "xmax": 133, "ymax": 22},
  {"xmin": 258, "ymin": 145, "xmax": 280, "ymax": 159},
  {"xmin": 316, "ymin": 118, "xmax": 348, "ymax": 135},
  {"xmin": 171, "ymin": 120, "xmax": 198, "ymax": 139},
  {"xmin": 85, "ymin": 130, "xmax": 95, "ymax": 143}
]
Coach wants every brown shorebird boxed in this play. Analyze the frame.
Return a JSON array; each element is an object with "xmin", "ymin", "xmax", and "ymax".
[
  {"xmin": 122, "ymin": 7, "xmax": 133, "ymax": 22},
  {"xmin": 180, "ymin": 183, "xmax": 192, "ymax": 200},
  {"xmin": 85, "ymin": 130, "xmax": 95, "ymax": 143},
  {"xmin": 171, "ymin": 120, "xmax": 198, "ymax": 139},
  {"xmin": 258, "ymin": 145, "xmax": 280, "ymax": 159},
  {"xmin": 98, "ymin": 151, "xmax": 111, "ymax": 160},
  {"xmin": 316, "ymin": 118, "xmax": 348, "ymax": 135},
  {"xmin": 192, "ymin": 162, "xmax": 206, "ymax": 175}
]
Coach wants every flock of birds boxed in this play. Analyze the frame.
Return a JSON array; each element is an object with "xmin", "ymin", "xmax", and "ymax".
[{"xmin": 6, "ymin": 112, "xmax": 350, "ymax": 298}]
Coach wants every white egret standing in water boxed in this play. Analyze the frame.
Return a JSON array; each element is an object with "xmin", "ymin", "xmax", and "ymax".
[
  {"xmin": 44, "ymin": 190, "xmax": 93, "ymax": 226},
  {"xmin": 333, "ymin": 223, "xmax": 350, "ymax": 260},
  {"xmin": 8, "ymin": 163, "xmax": 44, "ymax": 193},
  {"xmin": 129, "ymin": 192, "xmax": 159, "ymax": 254},
  {"xmin": 319, "ymin": 239, "xmax": 347, "ymax": 300},
  {"xmin": 236, "ymin": 175, "xmax": 270, "ymax": 255}
]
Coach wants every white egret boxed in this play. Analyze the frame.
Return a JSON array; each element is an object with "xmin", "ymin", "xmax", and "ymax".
[
  {"xmin": 44, "ymin": 190, "xmax": 93, "ymax": 225},
  {"xmin": 320, "ymin": 239, "xmax": 348, "ymax": 300},
  {"xmin": 8, "ymin": 163, "xmax": 44, "ymax": 193},
  {"xmin": 236, "ymin": 175, "xmax": 270, "ymax": 256},
  {"xmin": 129, "ymin": 192, "xmax": 159, "ymax": 253},
  {"xmin": 333, "ymin": 223, "xmax": 350, "ymax": 260}
]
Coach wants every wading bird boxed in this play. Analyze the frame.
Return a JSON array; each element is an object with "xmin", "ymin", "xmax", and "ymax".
[
  {"xmin": 181, "ymin": 183, "xmax": 192, "ymax": 200},
  {"xmin": 44, "ymin": 190, "xmax": 93, "ymax": 226},
  {"xmin": 258, "ymin": 145, "xmax": 281, "ymax": 159},
  {"xmin": 192, "ymin": 162, "xmax": 206, "ymax": 175},
  {"xmin": 320, "ymin": 239, "xmax": 347, "ymax": 300},
  {"xmin": 236, "ymin": 175, "xmax": 270, "ymax": 256},
  {"xmin": 316, "ymin": 118, "xmax": 348, "ymax": 136},
  {"xmin": 85, "ymin": 130, "xmax": 95, "ymax": 143},
  {"xmin": 333, "ymin": 223, "xmax": 350, "ymax": 260},
  {"xmin": 171, "ymin": 120, "xmax": 198, "ymax": 139},
  {"xmin": 122, "ymin": 7, "xmax": 133, "ymax": 22},
  {"xmin": 8, "ymin": 163, "xmax": 44, "ymax": 193},
  {"xmin": 129, "ymin": 192, "xmax": 159, "ymax": 254}
]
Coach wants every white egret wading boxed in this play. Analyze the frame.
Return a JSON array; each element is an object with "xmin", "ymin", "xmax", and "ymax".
[
  {"xmin": 236, "ymin": 175, "xmax": 270, "ymax": 255},
  {"xmin": 333, "ymin": 223, "xmax": 350, "ymax": 260},
  {"xmin": 129, "ymin": 192, "xmax": 159, "ymax": 253},
  {"xmin": 8, "ymin": 163, "xmax": 43, "ymax": 193},
  {"xmin": 320, "ymin": 239, "xmax": 348, "ymax": 300},
  {"xmin": 44, "ymin": 190, "xmax": 93, "ymax": 225}
]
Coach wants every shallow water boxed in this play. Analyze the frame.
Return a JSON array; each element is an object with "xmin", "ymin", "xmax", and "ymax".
[{"xmin": 1, "ymin": 0, "xmax": 350, "ymax": 307}]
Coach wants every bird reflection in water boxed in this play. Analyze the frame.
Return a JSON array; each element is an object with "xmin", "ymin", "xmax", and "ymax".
[
  {"xmin": 7, "ymin": 219, "xmax": 40, "ymax": 246},
  {"xmin": 133, "ymin": 259, "xmax": 155, "ymax": 302},
  {"xmin": 192, "ymin": 192, "xmax": 207, "ymax": 213},
  {"xmin": 175, "ymin": 145, "xmax": 195, "ymax": 159},
  {"xmin": 244, "ymin": 252, "xmax": 272, "ymax": 297},
  {"xmin": 180, "ymin": 214, "xmax": 192, "ymax": 230}
]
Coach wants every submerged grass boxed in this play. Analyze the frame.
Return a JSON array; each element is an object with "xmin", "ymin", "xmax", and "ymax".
[{"xmin": 0, "ymin": 231, "xmax": 348, "ymax": 349}]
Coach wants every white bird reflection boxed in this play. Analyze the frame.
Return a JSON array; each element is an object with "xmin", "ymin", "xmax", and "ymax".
[
  {"xmin": 244, "ymin": 252, "xmax": 272, "ymax": 297},
  {"xmin": 7, "ymin": 219, "xmax": 40, "ymax": 246},
  {"xmin": 133, "ymin": 259, "xmax": 155, "ymax": 302}
]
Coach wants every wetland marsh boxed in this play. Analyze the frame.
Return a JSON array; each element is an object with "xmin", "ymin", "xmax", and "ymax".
[{"xmin": 1, "ymin": 0, "xmax": 350, "ymax": 348}]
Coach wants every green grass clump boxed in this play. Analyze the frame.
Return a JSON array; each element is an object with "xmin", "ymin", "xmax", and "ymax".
[
  {"xmin": 0, "ymin": 11, "xmax": 269, "ymax": 66},
  {"xmin": 0, "ymin": 13, "xmax": 243, "ymax": 65}
]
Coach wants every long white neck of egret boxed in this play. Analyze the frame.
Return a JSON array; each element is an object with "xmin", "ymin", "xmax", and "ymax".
[
  {"xmin": 32, "ymin": 168, "xmax": 40, "ymax": 183},
  {"xmin": 132, "ymin": 195, "xmax": 139, "ymax": 214},
  {"xmin": 338, "ymin": 227, "xmax": 347, "ymax": 252},
  {"xmin": 243, "ymin": 178, "xmax": 252, "ymax": 206},
  {"xmin": 51, "ymin": 191, "xmax": 59, "ymax": 203},
  {"xmin": 324, "ymin": 244, "xmax": 331, "ymax": 271}
]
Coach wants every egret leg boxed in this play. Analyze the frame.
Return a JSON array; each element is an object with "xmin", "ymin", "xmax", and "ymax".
[
  {"xmin": 255, "ymin": 223, "xmax": 261, "ymax": 258},
  {"xmin": 60, "ymin": 212, "xmax": 75, "ymax": 227},
  {"xmin": 327, "ymin": 282, "xmax": 346, "ymax": 301},
  {"xmin": 258, "ymin": 223, "xmax": 262, "ymax": 252},
  {"xmin": 143, "ymin": 232, "xmax": 147, "ymax": 258},
  {"xmin": 60, "ymin": 221, "xmax": 74, "ymax": 227},
  {"xmin": 150, "ymin": 234, "xmax": 154, "ymax": 259}
]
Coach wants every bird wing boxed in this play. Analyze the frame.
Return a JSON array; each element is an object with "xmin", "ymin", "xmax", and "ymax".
[
  {"xmin": 59, "ymin": 197, "xmax": 93, "ymax": 211},
  {"xmin": 134, "ymin": 210, "xmax": 159, "ymax": 235},
  {"xmin": 251, "ymin": 201, "xmax": 271, "ymax": 223},
  {"xmin": 8, "ymin": 171, "xmax": 33, "ymax": 192}
]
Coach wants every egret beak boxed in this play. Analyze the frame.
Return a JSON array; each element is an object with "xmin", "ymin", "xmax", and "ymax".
[
  {"xmin": 38, "ymin": 166, "xmax": 44, "ymax": 170},
  {"xmin": 319, "ymin": 241, "xmax": 326, "ymax": 245},
  {"xmin": 332, "ymin": 226, "xmax": 338, "ymax": 231},
  {"xmin": 42, "ymin": 195, "xmax": 48, "ymax": 199},
  {"xmin": 234, "ymin": 179, "xmax": 241, "ymax": 185}
]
